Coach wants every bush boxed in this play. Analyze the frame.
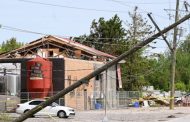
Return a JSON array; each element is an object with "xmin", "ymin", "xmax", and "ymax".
[{"xmin": 175, "ymin": 81, "xmax": 186, "ymax": 91}]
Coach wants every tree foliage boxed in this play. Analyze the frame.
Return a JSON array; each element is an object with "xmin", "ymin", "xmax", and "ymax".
[
  {"xmin": 175, "ymin": 35, "xmax": 190, "ymax": 91},
  {"xmin": 144, "ymin": 34, "xmax": 190, "ymax": 92},
  {"xmin": 121, "ymin": 7, "xmax": 154, "ymax": 91},
  {"xmin": 80, "ymin": 14, "xmax": 127, "ymax": 56},
  {"xmin": 175, "ymin": 81, "xmax": 186, "ymax": 91},
  {"xmin": 0, "ymin": 37, "xmax": 23, "ymax": 53},
  {"xmin": 78, "ymin": 7, "xmax": 154, "ymax": 91},
  {"xmin": 126, "ymin": 6, "xmax": 154, "ymax": 41},
  {"xmin": 144, "ymin": 55, "xmax": 170, "ymax": 91},
  {"xmin": 77, "ymin": 7, "xmax": 190, "ymax": 92}
]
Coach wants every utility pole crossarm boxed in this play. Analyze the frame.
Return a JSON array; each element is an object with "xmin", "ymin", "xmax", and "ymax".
[
  {"xmin": 13, "ymin": 13, "xmax": 190, "ymax": 122},
  {"xmin": 147, "ymin": 13, "xmax": 173, "ymax": 51},
  {"xmin": 184, "ymin": 1, "xmax": 190, "ymax": 12}
]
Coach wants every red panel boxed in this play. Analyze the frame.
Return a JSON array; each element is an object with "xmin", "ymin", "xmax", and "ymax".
[{"xmin": 27, "ymin": 57, "xmax": 53, "ymax": 99}]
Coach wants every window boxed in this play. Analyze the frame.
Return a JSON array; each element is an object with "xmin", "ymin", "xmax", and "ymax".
[
  {"xmin": 48, "ymin": 51, "xmax": 54, "ymax": 57},
  {"xmin": 29, "ymin": 100, "xmax": 44, "ymax": 105},
  {"xmin": 51, "ymin": 102, "xmax": 58, "ymax": 107},
  {"xmin": 95, "ymin": 75, "xmax": 100, "ymax": 80},
  {"xmin": 94, "ymin": 74, "xmax": 103, "ymax": 92}
]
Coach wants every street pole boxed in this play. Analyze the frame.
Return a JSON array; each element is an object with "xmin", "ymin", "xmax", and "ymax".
[
  {"xmin": 103, "ymin": 70, "xmax": 108, "ymax": 122},
  {"xmin": 170, "ymin": 0, "xmax": 179, "ymax": 110},
  {"xmin": 13, "ymin": 13, "xmax": 190, "ymax": 122}
]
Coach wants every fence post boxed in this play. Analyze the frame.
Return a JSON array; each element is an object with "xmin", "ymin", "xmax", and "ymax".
[{"xmin": 27, "ymin": 92, "xmax": 29, "ymax": 101}]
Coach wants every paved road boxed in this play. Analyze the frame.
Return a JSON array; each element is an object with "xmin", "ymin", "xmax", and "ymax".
[
  {"xmin": 6, "ymin": 107, "xmax": 190, "ymax": 122},
  {"xmin": 168, "ymin": 114, "xmax": 190, "ymax": 122}
]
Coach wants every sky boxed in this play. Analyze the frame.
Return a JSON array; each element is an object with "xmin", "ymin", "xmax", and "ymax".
[{"xmin": 0, "ymin": 0, "xmax": 189, "ymax": 55}]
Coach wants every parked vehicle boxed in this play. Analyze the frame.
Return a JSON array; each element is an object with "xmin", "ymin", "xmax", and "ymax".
[
  {"xmin": 16, "ymin": 99, "xmax": 75, "ymax": 118},
  {"xmin": 174, "ymin": 97, "xmax": 183, "ymax": 106},
  {"xmin": 175, "ymin": 93, "xmax": 190, "ymax": 106}
]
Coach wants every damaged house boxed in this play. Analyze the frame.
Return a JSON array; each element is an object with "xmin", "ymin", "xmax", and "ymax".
[{"xmin": 0, "ymin": 35, "xmax": 122, "ymax": 110}]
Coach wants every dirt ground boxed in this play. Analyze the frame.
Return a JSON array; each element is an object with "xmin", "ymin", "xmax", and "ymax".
[{"xmin": 5, "ymin": 107, "xmax": 190, "ymax": 122}]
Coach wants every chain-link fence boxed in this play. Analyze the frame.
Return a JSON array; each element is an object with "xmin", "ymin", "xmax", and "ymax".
[
  {"xmin": 0, "ymin": 91, "xmax": 141, "ymax": 112},
  {"xmin": 2, "ymin": 91, "xmax": 190, "ymax": 113},
  {"xmin": 0, "ymin": 93, "xmax": 20, "ymax": 112},
  {"xmin": 117, "ymin": 91, "xmax": 140, "ymax": 108}
]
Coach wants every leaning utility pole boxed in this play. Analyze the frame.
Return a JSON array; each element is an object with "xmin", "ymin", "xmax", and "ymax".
[
  {"xmin": 170, "ymin": 0, "xmax": 179, "ymax": 110},
  {"xmin": 147, "ymin": 13, "xmax": 172, "ymax": 51},
  {"xmin": 13, "ymin": 13, "xmax": 190, "ymax": 122}
]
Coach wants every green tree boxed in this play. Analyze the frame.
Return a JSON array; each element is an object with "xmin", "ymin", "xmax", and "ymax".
[
  {"xmin": 144, "ymin": 55, "xmax": 170, "ymax": 91},
  {"xmin": 122, "ymin": 7, "xmax": 154, "ymax": 91},
  {"xmin": 126, "ymin": 6, "xmax": 154, "ymax": 42},
  {"xmin": 77, "ymin": 14, "xmax": 127, "ymax": 56},
  {"xmin": 145, "ymin": 34, "xmax": 190, "ymax": 92},
  {"xmin": 174, "ymin": 34, "xmax": 190, "ymax": 91},
  {"xmin": 78, "ymin": 7, "xmax": 154, "ymax": 91},
  {"xmin": 0, "ymin": 37, "xmax": 23, "ymax": 53}
]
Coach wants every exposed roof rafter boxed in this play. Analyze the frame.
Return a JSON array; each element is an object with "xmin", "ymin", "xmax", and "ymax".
[{"xmin": 0, "ymin": 35, "xmax": 115, "ymax": 59}]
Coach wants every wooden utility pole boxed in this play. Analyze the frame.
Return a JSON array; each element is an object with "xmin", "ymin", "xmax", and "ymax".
[
  {"xmin": 170, "ymin": 0, "xmax": 179, "ymax": 110},
  {"xmin": 13, "ymin": 12, "xmax": 190, "ymax": 122},
  {"xmin": 148, "ymin": 0, "xmax": 179, "ymax": 110},
  {"xmin": 147, "ymin": 13, "xmax": 172, "ymax": 51}
]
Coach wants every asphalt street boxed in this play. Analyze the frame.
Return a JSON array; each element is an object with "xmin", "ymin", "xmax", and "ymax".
[{"xmin": 5, "ymin": 107, "xmax": 190, "ymax": 122}]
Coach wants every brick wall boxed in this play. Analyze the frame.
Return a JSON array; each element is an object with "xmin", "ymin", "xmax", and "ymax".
[{"xmin": 64, "ymin": 58, "xmax": 103, "ymax": 110}]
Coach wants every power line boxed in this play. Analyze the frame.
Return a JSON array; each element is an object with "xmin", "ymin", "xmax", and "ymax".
[
  {"xmin": 107, "ymin": 0, "xmax": 171, "ymax": 20},
  {"xmin": 164, "ymin": 8, "xmax": 187, "ymax": 12},
  {"xmin": 0, "ymin": 24, "xmax": 165, "ymax": 42},
  {"xmin": 0, "ymin": 58, "xmax": 169, "ymax": 82},
  {"xmin": 0, "ymin": 24, "xmax": 167, "ymax": 51},
  {"xmin": 1, "ymin": 25, "xmax": 125, "ymax": 40},
  {"xmin": 106, "ymin": 0, "xmax": 148, "ymax": 13},
  {"xmin": 106, "ymin": 0, "xmax": 178, "ymax": 5},
  {"xmin": 0, "ymin": 68, "xmax": 94, "ymax": 72},
  {"xmin": 17, "ymin": 0, "xmax": 128, "ymax": 13},
  {"xmin": 17, "ymin": 0, "xmax": 171, "ymax": 20},
  {"xmin": 0, "ymin": 25, "xmax": 168, "ymax": 52},
  {"xmin": 1, "ymin": 25, "xmax": 124, "ymax": 40},
  {"xmin": 107, "ymin": 57, "xmax": 169, "ymax": 81},
  {"xmin": 1, "ymin": 25, "xmax": 47, "ymax": 35}
]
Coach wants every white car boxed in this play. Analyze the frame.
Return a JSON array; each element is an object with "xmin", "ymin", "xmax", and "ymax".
[{"xmin": 16, "ymin": 99, "xmax": 75, "ymax": 118}]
